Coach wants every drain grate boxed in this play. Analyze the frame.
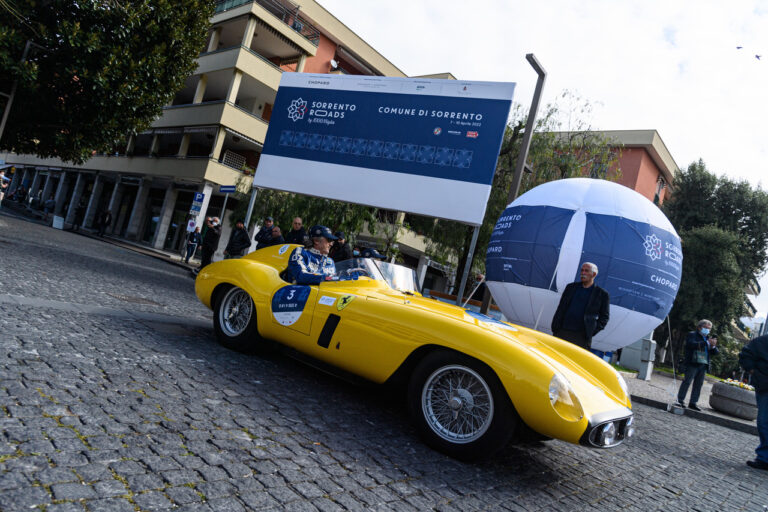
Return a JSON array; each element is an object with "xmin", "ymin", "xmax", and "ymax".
[{"xmin": 106, "ymin": 292, "xmax": 163, "ymax": 306}]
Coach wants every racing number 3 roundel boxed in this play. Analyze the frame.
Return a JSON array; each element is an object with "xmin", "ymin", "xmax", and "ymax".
[{"xmin": 271, "ymin": 285, "xmax": 311, "ymax": 326}]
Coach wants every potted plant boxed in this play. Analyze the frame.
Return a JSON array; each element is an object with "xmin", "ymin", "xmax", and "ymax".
[{"xmin": 709, "ymin": 378, "xmax": 757, "ymax": 420}]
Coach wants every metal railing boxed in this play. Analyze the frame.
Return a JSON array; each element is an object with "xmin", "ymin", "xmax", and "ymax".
[{"xmin": 214, "ymin": 0, "xmax": 320, "ymax": 46}]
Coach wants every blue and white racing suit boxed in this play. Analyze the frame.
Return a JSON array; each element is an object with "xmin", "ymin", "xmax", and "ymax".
[{"xmin": 287, "ymin": 247, "xmax": 336, "ymax": 285}]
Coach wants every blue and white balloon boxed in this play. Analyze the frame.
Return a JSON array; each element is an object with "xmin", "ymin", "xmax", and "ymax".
[{"xmin": 486, "ymin": 178, "xmax": 682, "ymax": 352}]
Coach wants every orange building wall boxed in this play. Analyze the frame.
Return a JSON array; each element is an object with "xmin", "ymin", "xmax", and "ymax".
[
  {"xmin": 303, "ymin": 34, "xmax": 337, "ymax": 74},
  {"xmin": 614, "ymin": 147, "xmax": 667, "ymax": 204}
]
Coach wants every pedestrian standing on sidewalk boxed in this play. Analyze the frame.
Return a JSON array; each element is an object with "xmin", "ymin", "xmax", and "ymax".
[
  {"xmin": 224, "ymin": 219, "xmax": 250, "ymax": 259},
  {"xmin": 285, "ymin": 217, "xmax": 308, "ymax": 245},
  {"xmin": 676, "ymin": 320, "xmax": 719, "ymax": 411},
  {"xmin": 197, "ymin": 217, "xmax": 221, "ymax": 272},
  {"xmin": 739, "ymin": 334, "xmax": 768, "ymax": 471},
  {"xmin": 43, "ymin": 196, "xmax": 55, "ymax": 221},
  {"xmin": 97, "ymin": 210, "xmax": 113, "ymax": 237},
  {"xmin": 266, "ymin": 226, "xmax": 285, "ymax": 246},
  {"xmin": 185, "ymin": 227, "xmax": 201, "ymax": 263},
  {"xmin": 254, "ymin": 216, "xmax": 274, "ymax": 250},
  {"xmin": 0, "ymin": 170, "xmax": 8, "ymax": 208},
  {"xmin": 71, "ymin": 201, "xmax": 87, "ymax": 231},
  {"xmin": 550, "ymin": 262, "xmax": 610, "ymax": 350}
]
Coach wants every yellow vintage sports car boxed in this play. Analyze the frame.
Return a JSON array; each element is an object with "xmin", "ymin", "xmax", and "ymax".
[{"xmin": 195, "ymin": 244, "xmax": 634, "ymax": 461}]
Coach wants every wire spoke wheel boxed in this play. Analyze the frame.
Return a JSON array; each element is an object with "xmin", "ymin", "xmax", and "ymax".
[
  {"xmin": 219, "ymin": 287, "xmax": 253, "ymax": 337},
  {"xmin": 421, "ymin": 365, "xmax": 494, "ymax": 444}
]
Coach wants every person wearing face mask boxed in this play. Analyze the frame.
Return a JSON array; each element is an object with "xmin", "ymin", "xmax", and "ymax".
[
  {"xmin": 676, "ymin": 319, "xmax": 719, "ymax": 411},
  {"xmin": 330, "ymin": 231, "xmax": 352, "ymax": 262}
]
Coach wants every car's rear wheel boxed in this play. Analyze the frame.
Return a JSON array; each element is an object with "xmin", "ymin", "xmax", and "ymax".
[
  {"xmin": 213, "ymin": 286, "xmax": 263, "ymax": 352},
  {"xmin": 408, "ymin": 350, "xmax": 518, "ymax": 461}
]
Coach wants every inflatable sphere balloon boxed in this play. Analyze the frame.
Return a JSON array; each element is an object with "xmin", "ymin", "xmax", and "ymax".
[{"xmin": 486, "ymin": 178, "xmax": 682, "ymax": 352}]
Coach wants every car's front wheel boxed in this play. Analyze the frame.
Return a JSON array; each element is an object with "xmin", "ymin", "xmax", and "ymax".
[
  {"xmin": 213, "ymin": 285, "xmax": 263, "ymax": 352},
  {"xmin": 408, "ymin": 350, "xmax": 518, "ymax": 461}
]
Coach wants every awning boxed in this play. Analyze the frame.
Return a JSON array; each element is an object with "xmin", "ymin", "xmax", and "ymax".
[
  {"xmin": 184, "ymin": 126, "xmax": 218, "ymax": 134},
  {"xmin": 224, "ymin": 128, "xmax": 263, "ymax": 149}
]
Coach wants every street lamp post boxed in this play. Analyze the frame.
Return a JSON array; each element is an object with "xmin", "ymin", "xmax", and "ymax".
[{"xmin": 480, "ymin": 53, "xmax": 547, "ymax": 315}]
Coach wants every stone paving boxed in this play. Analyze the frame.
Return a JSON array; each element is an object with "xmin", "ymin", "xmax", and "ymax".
[{"xmin": 1, "ymin": 212, "xmax": 767, "ymax": 511}]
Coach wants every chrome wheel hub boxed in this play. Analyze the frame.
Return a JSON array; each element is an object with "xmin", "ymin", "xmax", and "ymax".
[
  {"xmin": 219, "ymin": 288, "xmax": 253, "ymax": 337},
  {"xmin": 421, "ymin": 365, "xmax": 494, "ymax": 444}
]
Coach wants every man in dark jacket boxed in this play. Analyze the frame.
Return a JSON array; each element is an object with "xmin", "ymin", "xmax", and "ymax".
[
  {"xmin": 266, "ymin": 226, "xmax": 285, "ymax": 246},
  {"xmin": 285, "ymin": 217, "xmax": 308, "ymax": 245},
  {"xmin": 551, "ymin": 262, "xmax": 610, "ymax": 350},
  {"xmin": 199, "ymin": 217, "xmax": 221, "ymax": 270},
  {"xmin": 224, "ymin": 219, "xmax": 251, "ymax": 259},
  {"xmin": 739, "ymin": 334, "xmax": 768, "ymax": 470},
  {"xmin": 330, "ymin": 231, "xmax": 353, "ymax": 262},
  {"xmin": 676, "ymin": 319, "xmax": 719, "ymax": 410},
  {"xmin": 185, "ymin": 227, "xmax": 202, "ymax": 263},
  {"xmin": 97, "ymin": 210, "xmax": 113, "ymax": 237},
  {"xmin": 71, "ymin": 201, "xmax": 87, "ymax": 231},
  {"xmin": 253, "ymin": 216, "xmax": 274, "ymax": 249}
]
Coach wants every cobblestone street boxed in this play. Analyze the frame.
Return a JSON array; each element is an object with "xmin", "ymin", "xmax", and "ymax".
[{"xmin": 1, "ymin": 213, "xmax": 766, "ymax": 511}]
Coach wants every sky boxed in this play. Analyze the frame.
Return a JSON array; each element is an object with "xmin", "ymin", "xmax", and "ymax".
[{"xmin": 318, "ymin": 0, "xmax": 768, "ymax": 320}]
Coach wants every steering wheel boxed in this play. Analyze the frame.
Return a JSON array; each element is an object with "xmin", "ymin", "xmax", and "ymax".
[{"xmin": 342, "ymin": 267, "xmax": 370, "ymax": 278}]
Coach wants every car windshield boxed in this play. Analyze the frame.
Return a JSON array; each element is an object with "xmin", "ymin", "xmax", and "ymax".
[
  {"xmin": 373, "ymin": 261, "xmax": 419, "ymax": 293},
  {"xmin": 332, "ymin": 259, "xmax": 419, "ymax": 293}
]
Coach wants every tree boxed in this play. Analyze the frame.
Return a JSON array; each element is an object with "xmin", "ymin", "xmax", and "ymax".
[
  {"xmin": 0, "ymin": 0, "xmax": 213, "ymax": 163},
  {"xmin": 664, "ymin": 159, "xmax": 768, "ymax": 285},
  {"xmin": 407, "ymin": 91, "xmax": 622, "ymax": 285},
  {"xmin": 657, "ymin": 160, "xmax": 768, "ymax": 375},
  {"xmin": 231, "ymin": 187, "xmax": 378, "ymax": 245}
]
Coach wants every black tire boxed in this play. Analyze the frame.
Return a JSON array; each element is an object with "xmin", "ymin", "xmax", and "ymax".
[
  {"xmin": 407, "ymin": 350, "xmax": 518, "ymax": 461},
  {"xmin": 212, "ymin": 285, "xmax": 264, "ymax": 352}
]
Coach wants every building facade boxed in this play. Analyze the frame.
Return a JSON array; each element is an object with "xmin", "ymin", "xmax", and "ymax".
[
  {"xmin": 603, "ymin": 129, "xmax": 678, "ymax": 205},
  {"xmin": 1, "ymin": 0, "xmax": 405, "ymax": 255}
]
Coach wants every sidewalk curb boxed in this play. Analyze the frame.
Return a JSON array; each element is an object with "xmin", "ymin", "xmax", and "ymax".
[
  {"xmin": 631, "ymin": 394, "xmax": 758, "ymax": 436},
  {"xmin": 2, "ymin": 206, "xmax": 199, "ymax": 272},
  {"xmin": 76, "ymin": 230, "xmax": 195, "ymax": 272}
]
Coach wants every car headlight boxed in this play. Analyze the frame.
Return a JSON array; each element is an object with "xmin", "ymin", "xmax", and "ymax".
[
  {"xmin": 626, "ymin": 415, "xmax": 635, "ymax": 438},
  {"xmin": 548, "ymin": 373, "xmax": 584, "ymax": 421},
  {"xmin": 599, "ymin": 422, "xmax": 617, "ymax": 446},
  {"xmin": 617, "ymin": 373, "xmax": 629, "ymax": 397}
]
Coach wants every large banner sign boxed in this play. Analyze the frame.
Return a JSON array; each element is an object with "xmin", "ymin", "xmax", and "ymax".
[{"xmin": 254, "ymin": 73, "xmax": 515, "ymax": 225}]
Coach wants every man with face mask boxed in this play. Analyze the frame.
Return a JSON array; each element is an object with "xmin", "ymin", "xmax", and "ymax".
[{"xmin": 677, "ymin": 319, "xmax": 719, "ymax": 411}]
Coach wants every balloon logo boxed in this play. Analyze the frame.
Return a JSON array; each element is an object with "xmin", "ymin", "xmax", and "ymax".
[{"xmin": 486, "ymin": 178, "xmax": 682, "ymax": 352}]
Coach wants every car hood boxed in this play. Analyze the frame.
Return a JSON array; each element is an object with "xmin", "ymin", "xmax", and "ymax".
[{"xmin": 388, "ymin": 292, "xmax": 628, "ymax": 405}]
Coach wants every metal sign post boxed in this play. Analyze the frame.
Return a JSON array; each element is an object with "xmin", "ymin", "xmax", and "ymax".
[
  {"xmin": 244, "ymin": 187, "xmax": 259, "ymax": 230},
  {"xmin": 481, "ymin": 53, "xmax": 547, "ymax": 314},
  {"xmin": 455, "ymin": 226, "xmax": 481, "ymax": 307},
  {"xmin": 219, "ymin": 185, "xmax": 236, "ymax": 220}
]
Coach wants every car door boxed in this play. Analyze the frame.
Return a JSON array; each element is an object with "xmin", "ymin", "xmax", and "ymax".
[{"xmin": 268, "ymin": 284, "xmax": 318, "ymax": 336}]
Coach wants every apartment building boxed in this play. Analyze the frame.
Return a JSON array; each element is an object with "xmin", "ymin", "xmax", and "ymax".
[
  {"xmin": 1, "ymin": 0, "xmax": 405, "ymax": 253},
  {"xmin": 603, "ymin": 129, "xmax": 678, "ymax": 205}
]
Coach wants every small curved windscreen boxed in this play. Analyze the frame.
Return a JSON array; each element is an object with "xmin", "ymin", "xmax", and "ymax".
[
  {"xmin": 332, "ymin": 259, "xmax": 419, "ymax": 293},
  {"xmin": 373, "ymin": 261, "xmax": 419, "ymax": 294}
]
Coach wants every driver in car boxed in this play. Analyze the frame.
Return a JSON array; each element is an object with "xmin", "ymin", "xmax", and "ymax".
[{"xmin": 287, "ymin": 225, "xmax": 338, "ymax": 284}]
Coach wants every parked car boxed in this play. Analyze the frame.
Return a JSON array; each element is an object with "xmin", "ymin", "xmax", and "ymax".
[{"xmin": 195, "ymin": 244, "xmax": 634, "ymax": 460}]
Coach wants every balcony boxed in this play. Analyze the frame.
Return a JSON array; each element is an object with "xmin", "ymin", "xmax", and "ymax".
[
  {"xmin": 197, "ymin": 46, "xmax": 282, "ymax": 91},
  {"xmin": 214, "ymin": 0, "xmax": 320, "ymax": 48},
  {"xmin": 154, "ymin": 101, "xmax": 269, "ymax": 145}
]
